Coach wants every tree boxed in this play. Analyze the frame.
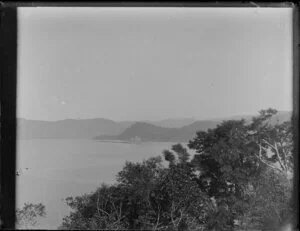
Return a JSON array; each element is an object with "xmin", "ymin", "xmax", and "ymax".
[
  {"xmin": 60, "ymin": 108, "xmax": 293, "ymax": 230},
  {"xmin": 170, "ymin": 143, "xmax": 190, "ymax": 164},
  {"xmin": 116, "ymin": 156, "xmax": 166, "ymax": 230},
  {"xmin": 16, "ymin": 203, "xmax": 46, "ymax": 229},
  {"xmin": 60, "ymin": 157, "xmax": 167, "ymax": 230},
  {"xmin": 60, "ymin": 183, "xmax": 133, "ymax": 230},
  {"xmin": 237, "ymin": 167, "xmax": 293, "ymax": 230},
  {"xmin": 116, "ymin": 154, "xmax": 212, "ymax": 230},
  {"xmin": 188, "ymin": 108, "xmax": 293, "ymax": 230},
  {"xmin": 247, "ymin": 109, "xmax": 293, "ymax": 179},
  {"xmin": 153, "ymin": 164, "xmax": 213, "ymax": 230},
  {"xmin": 60, "ymin": 153, "xmax": 212, "ymax": 230},
  {"xmin": 188, "ymin": 120, "xmax": 262, "ymax": 230},
  {"xmin": 138, "ymin": 145, "xmax": 213, "ymax": 230},
  {"xmin": 244, "ymin": 109, "xmax": 294, "ymax": 230}
]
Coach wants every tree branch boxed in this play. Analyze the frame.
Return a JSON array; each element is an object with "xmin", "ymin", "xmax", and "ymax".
[
  {"xmin": 154, "ymin": 204, "xmax": 161, "ymax": 230},
  {"xmin": 176, "ymin": 208, "xmax": 185, "ymax": 227},
  {"xmin": 96, "ymin": 193, "xmax": 110, "ymax": 218},
  {"xmin": 261, "ymin": 139, "xmax": 276, "ymax": 149},
  {"xmin": 170, "ymin": 200, "xmax": 176, "ymax": 227},
  {"xmin": 273, "ymin": 142, "xmax": 286, "ymax": 172},
  {"xmin": 96, "ymin": 193, "xmax": 103, "ymax": 219},
  {"xmin": 257, "ymin": 144, "xmax": 284, "ymax": 173}
]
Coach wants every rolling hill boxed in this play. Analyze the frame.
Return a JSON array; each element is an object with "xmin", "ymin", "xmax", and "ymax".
[
  {"xmin": 16, "ymin": 118, "xmax": 199, "ymax": 140},
  {"xmin": 148, "ymin": 118, "xmax": 197, "ymax": 128},
  {"xmin": 94, "ymin": 111, "xmax": 292, "ymax": 142},
  {"xmin": 17, "ymin": 118, "xmax": 127, "ymax": 139},
  {"xmin": 17, "ymin": 111, "xmax": 291, "ymax": 140},
  {"xmin": 94, "ymin": 120, "xmax": 221, "ymax": 142}
]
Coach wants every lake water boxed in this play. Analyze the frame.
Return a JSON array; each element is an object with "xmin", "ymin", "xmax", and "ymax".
[{"xmin": 16, "ymin": 139, "xmax": 191, "ymax": 229}]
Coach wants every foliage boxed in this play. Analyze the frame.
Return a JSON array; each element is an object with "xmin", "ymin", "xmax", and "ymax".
[
  {"xmin": 237, "ymin": 168, "xmax": 293, "ymax": 230},
  {"xmin": 16, "ymin": 203, "xmax": 46, "ymax": 229},
  {"xmin": 60, "ymin": 108, "xmax": 294, "ymax": 230},
  {"xmin": 247, "ymin": 109, "xmax": 293, "ymax": 178},
  {"xmin": 60, "ymin": 150, "xmax": 212, "ymax": 230},
  {"xmin": 188, "ymin": 108, "xmax": 293, "ymax": 230}
]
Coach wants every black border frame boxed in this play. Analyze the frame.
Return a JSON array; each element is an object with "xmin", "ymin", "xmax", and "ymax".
[
  {"xmin": 0, "ymin": 2, "xmax": 298, "ymax": 230},
  {"xmin": 292, "ymin": 3, "xmax": 299, "ymax": 230},
  {"xmin": 0, "ymin": 4, "xmax": 17, "ymax": 230}
]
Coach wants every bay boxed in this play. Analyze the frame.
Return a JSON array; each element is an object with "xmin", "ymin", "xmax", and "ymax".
[{"xmin": 16, "ymin": 139, "xmax": 191, "ymax": 229}]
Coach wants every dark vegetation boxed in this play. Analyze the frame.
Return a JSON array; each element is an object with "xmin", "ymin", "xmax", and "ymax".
[{"xmin": 57, "ymin": 109, "xmax": 295, "ymax": 230}]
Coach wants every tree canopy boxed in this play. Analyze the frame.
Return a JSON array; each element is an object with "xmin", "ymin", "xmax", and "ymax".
[{"xmin": 59, "ymin": 108, "xmax": 294, "ymax": 230}]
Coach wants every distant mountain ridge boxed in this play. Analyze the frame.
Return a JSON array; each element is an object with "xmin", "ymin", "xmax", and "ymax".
[
  {"xmin": 94, "ymin": 111, "xmax": 292, "ymax": 142},
  {"xmin": 16, "ymin": 118, "xmax": 199, "ymax": 140},
  {"xmin": 17, "ymin": 111, "xmax": 291, "ymax": 140},
  {"xmin": 17, "ymin": 118, "xmax": 124, "ymax": 139},
  {"xmin": 95, "ymin": 120, "xmax": 221, "ymax": 142},
  {"xmin": 147, "ymin": 118, "xmax": 197, "ymax": 128}
]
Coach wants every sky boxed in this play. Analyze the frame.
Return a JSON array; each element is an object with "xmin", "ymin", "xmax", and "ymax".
[{"xmin": 17, "ymin": 7, "xmax": 293, "ymax": 121}]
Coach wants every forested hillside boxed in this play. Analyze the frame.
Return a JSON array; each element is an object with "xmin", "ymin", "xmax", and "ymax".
[{"xmin": 58, "ymin": 109, "xmax": 295, "ymax": 230}]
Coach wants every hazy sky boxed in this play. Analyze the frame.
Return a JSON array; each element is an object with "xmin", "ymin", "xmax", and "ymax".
[{"xmin": 17, "ymin": 7, "xmax": 293, "ymax": 121}]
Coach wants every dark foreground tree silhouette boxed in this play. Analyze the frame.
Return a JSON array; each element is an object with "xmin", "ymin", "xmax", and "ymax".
[
  {"xmin": 188, "ymin": 108, "xmax": 293, "ymax": 230},
  {"xmin": 59, "ymin": 154, "xmax": 213, "ymax": 230}
]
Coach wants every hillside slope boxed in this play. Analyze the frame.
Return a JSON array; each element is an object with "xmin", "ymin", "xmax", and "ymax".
[
  {"xmin": 94, "ymin": 111, "xmax": 292, "ymax": 142},
  {"xmin": 17, "ymin": 111, "xmax": 291, "ymax": 140},
  {"xmin": 17, "ymin": 118, "xmax": 126, "ymax": 139},
  {"xmin": 95, "ymin": 120, "xmax": 220, "ymax": 142}
]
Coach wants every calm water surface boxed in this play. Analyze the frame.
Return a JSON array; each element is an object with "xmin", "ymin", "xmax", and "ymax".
[{"xmin": 16, "ymin": 139, "xmax": 191, "ymax": 229}]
